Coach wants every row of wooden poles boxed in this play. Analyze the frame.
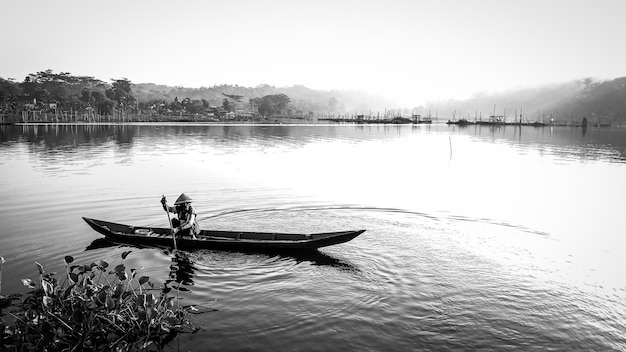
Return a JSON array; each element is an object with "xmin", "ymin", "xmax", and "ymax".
[
  {"xmin": 315, "ymin": 112, "xmax": 423, "ymax": 120},
  {"xmin": 16, "ymin": 110, "xmax": 135, "ymax": 123}
]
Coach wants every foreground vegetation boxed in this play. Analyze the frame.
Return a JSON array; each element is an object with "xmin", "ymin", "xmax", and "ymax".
[{"xmin": 0, "ymin": 251, "xmax": 202, "ymax": 351}]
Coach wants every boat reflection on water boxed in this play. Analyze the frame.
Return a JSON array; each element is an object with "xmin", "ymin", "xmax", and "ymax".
[
  {"xmin": 165, "ymin": 250, "xmax": 196, "ymax": 287},
  {"xmin": 85, "ymin": 238, "xmax": 359, "ymax": 274},
  {"xmin": 85, "ymin": 238, "xmax": 198, "ymax": 286},
  {"xmin": 281, "ymin": 250, "xmax": 359, "ymax": 272}
]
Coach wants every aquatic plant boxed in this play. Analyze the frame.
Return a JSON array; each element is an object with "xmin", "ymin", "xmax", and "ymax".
[{"xmin": 0, "ymin": 251, "xmax": 202, "ymax": 351}]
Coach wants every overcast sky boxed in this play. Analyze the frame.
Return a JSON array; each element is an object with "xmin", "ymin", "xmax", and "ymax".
[{"xmin": 1, "ymin": 0, "xmax": 624, "ymax": 106}]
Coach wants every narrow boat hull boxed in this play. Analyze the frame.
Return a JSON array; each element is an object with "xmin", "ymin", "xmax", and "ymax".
[{"xmin": 83, "ymin": 217, "xmax": 365, "ymax": 251}]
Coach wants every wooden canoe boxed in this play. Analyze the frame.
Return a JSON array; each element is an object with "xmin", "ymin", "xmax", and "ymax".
[{"xmin": 83, "ymin": 217, "xmax": 365, "ymax": 251}]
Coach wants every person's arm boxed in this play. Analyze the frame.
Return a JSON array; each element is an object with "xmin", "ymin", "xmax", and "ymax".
[
  {"xmin": 178, "ymin": 212, "xmax": 195, "ymax": 230},
  {"xmin": 161, "ymin": 196, "xmax": 175, "ymax": 213}
]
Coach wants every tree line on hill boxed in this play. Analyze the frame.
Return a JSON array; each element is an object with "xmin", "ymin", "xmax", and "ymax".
[
  {"xmin": 1, "ymin": 69, "xmax": 625, "ymax": 124},
  {"xmin": 0, "ymin": 70, "xmax": 393, "ymax": 120},
  {"xmin": 0, "ymin": 70, "xmax": 299, "ymax": 119},
  {"xmin": 420, "ymin": 77, "xmax": 626, "ymax": 125}
]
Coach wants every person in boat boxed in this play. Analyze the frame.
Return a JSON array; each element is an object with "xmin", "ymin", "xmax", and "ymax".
[{"xmin": 161, "ymin": 193, "xmax": 200, "ymax": 239}]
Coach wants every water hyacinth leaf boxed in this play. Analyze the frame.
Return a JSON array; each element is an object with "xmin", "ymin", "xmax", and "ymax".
[
  {"xmin": 35, "ymin": 261, "xmax": 44, "ymax": 274},
  {"xmin": 42, "ymin": 280, "xmax": 54, "ymax": 295},
  {"xmin": 73, "ymin": 308, "xmax": 84, "ymax": 323},
  {"xmin": 116, "ymin": 271, "xmax": 128, "ymax": 281},
  {"xmin": 98, "ymin": 290, "xmax": 107, "ymax": 305},
  {"xmin": 21, "ymin": 278, "xmax": 36, "ymax": 289},
  {"xmin": 42, "ymin": 295, "xmax": 53, "ymax": 307},
  {"xmin": 114, "ymin": 283, "xmax": 124, "ymax": 297},
  {"xmin": 186, "ymin": 305, "xmax": 218, "ymax": 314},
  {"xmin": 146, "ymin": 293, "xmax": 155, "ymax": 305},
  {"xmin": 62, "ymin": 285, "xmax": 72, "ymax": 300},
  {"xmin": 106, "ymin": 295, "xmax": 115, "ymax": 309},
  {"xmin": 69, "ymin": 272, "xmax": 79, "ymax": 284},
  {"xmin": 138, "ymin": 309, "xmax": 147, "ymax": 321},
  {"xmin": 136, "ymin": 295, "xmax": 145, "ymax": 307},
  {"xmin": 43, "ymin": 272, "xmax": 57, "ymax": 279},
  {"xmin": 167, "ymin": 296, "xmax": 176, "ymax": 308},
  {"xmin": 167, "ymin": 316, "xmax": 181, "ymax": 325},
  {"xmin": 99, "ymin": 260, "xmax": 108, "ymax": 269},
  {"xmin": 1, "ymin": 256, "xmax": 5, "ymax": 264},
  {"xmin": 138, "ymin": 276, "xmax": 149, "ymax": 285},
  {"xmin": 64, "ymin": 255, "xmax": 74, "ymax": 265},
  {"xmin": 147, "ymin": 307, "xmax": 156, "ymax": 320},
  {"xmin": 121, "ymin": 250, "xmax": 132, "ymax": 260},
  {"xmin": 130, "ymin": 268, "xmax": 137, "ymax": 279},
  {"xmin": 114, "ymin": 264, "xmax": 125, "ymax": 273}
]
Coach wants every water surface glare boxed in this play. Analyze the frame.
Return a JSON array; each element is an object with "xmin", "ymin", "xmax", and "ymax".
[{"xmin": 0, "ymin": 123, "xmax": 625, "ymax": 351}]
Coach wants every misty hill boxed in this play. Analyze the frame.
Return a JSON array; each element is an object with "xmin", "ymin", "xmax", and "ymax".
[
  {"xmin": 131, "ymin": 83, "xmax": 395, "ymax": 114},
  {"xmin": 422, "ymin": 77, "xmax": 626, "ymax": 125},
  {"xmin": 0, "ymin": 70, "xmax": 395, "ymax": 117}
]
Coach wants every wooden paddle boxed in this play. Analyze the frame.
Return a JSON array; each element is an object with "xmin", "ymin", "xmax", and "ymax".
[{"xmin": 162, "ymin": 195, "xmax": 177, "ymax": 250}]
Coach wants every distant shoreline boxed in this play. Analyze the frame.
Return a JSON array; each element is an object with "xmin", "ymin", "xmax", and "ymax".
[{"xmin": 1, "ymin": 114, "xmax": 621, "ymax": 128}]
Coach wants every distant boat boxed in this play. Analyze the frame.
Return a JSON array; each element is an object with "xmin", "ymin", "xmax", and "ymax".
[
  {"xmin": 412, "ymin": 114, "xmax": 432, "ymax": 124},
  {"xmin": 390, "ymin": 116, "xmax": 413, "ymax": 124},
  {"xmin": 447, "ymin": 119, "xmax": 473, "ymax": 126}
]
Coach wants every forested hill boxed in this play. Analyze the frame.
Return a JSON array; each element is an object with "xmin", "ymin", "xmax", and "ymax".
[
  {"xmin": 1, "ymin": 69, "xmax": 625, "ymax": 124},
  {"xmin": 131, "ymin": 83, "xmax": 395, "ymax": 113},
  {"xmin": 423, "ymin": 77, "xmax": 626, "ymax": 125}
]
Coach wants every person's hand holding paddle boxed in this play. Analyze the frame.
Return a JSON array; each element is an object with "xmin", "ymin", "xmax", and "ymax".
[{"xmin": 161, "ymin": 195, "xmax": 177, "ymax": 250}]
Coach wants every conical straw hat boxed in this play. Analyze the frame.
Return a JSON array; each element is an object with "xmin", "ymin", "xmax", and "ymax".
[{"xmin": 174, "ymin": 193, "xmax": 193, "ymax": 205}]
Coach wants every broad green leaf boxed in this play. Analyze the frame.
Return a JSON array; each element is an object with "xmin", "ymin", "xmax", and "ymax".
[
  {"xmin": 121, "ymin": 250, "xmax": 132, "ymax": 260},
  {"xmin": 98, "ymin": 260, "xmax": 109, "ymax": 269},
  {"xmin": 35, "ymin": 261, "xmax": 44, "ymax": 274},
  {"xmin": 114, "ymin": 264, "xmax": 125, "ymax": 273},
  {"xmin": 106, "ymin": 295, "xmax": 115, "ymax": 309},
  {"xmin": 69, "ymin": 272, "xmax": 79, "ymax": 284},
  {"xmin": 42, "ymin": 280, "xmax": 54, "ymax": 295}
]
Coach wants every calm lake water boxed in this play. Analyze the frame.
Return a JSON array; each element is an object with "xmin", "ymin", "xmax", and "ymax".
[{"xmin": 1, "ymin": 123, "xmax": 625, "ymax": 351}]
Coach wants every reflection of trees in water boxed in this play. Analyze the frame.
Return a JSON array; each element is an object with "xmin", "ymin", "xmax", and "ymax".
[
  {"xmin": 4, "ymin": 123, "xmax": 625, "ymax": 162},
  {"xmin": 1, "ymin": 124, "xmax": 137, "ymax": 150},
  {"xmin": 471, "ymin": 125, "xmax": 626, "ymax": 162},
  {"xmin": 0, "ymin": 125, "xmax": 139, "ymax": 170}
]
